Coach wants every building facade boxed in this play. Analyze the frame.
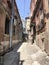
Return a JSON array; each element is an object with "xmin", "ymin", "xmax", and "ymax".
[
  {"xmin": 30, "ymin": 0, "xmax": 49, "ymax": 55},
  {"xmin": 0, "ymin": 0, "xmax": 23, "ymax": 54},
  {"xmin": 0, "ymin": 0, "xmax": 23, "ymax": 42}
]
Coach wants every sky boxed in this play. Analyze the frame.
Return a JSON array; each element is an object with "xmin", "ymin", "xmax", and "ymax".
[{"xmin": 16, "ymin": 0, "xmax": 31, "ymax": 19}]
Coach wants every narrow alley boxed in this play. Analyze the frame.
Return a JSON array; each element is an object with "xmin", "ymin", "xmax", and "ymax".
[
  {"xmin": 0, "ymin": 0, "xmax": 49, "ymax": 65},
  {"xmin": 4, "ymin": 41, "xmax": 49, "ymax": 65}
]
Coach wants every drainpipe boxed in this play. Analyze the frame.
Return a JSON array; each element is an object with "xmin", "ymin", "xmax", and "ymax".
[{"xmin": 9, "ymin": 0, "xmax": 14, "ymax": 48}]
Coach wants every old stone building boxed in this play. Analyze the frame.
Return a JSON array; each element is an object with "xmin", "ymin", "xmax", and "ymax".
[
  {"xmin": 0, "ymin": 0, "xmax": 23, "ymax": 54},
  {"xmin": 30, "ymin": 0, "xmax": 49, "ymax": 55},
  {"xmin": 0, "ymin": 0, "xmax": 23, "ymax": 42}
]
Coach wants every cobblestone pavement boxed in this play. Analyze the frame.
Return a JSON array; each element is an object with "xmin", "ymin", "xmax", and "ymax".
[{"xmin": 4, "ymin": 41, "xmax": 49, "ymax": 65}]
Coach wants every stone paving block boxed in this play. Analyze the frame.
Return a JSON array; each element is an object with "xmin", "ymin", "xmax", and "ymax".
[
  {"xmin": 31, "ymin": 51, "xmax": 47, "ymax": 61},
  {"xmin": 26, "ymin": 44, "xmax": 41, "ymax": 55},
  {"xmin": 38, "ymin": 56, "xmax": 49, "ymax": 65},
  {"xmin": 32, "ymin": 61, "xmax": 40, "ymax": 65},
  {"xmin": 32, "ymin": 56, "xmax": 49, "ymax": 65},
  {"xmin": 22, "ymin": 57, "xmax": 33, "ymax": 65}
]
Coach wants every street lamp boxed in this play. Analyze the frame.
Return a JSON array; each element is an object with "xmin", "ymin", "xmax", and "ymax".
[{"xmin": 9, "ymin": 0, "xmax": 14, "ymax": 48}]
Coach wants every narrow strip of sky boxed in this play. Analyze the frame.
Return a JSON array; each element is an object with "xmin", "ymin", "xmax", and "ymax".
[{"xmin": 16, "ymin": 0, "xmax": 31, "ymax": 19}]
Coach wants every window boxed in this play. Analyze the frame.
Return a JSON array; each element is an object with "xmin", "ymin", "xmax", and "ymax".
[
  {"xmin": 5, "ymin": 17, "xmax": 10, "ymax": 34},
  {"xmin": 13, "ymin": 26, "xmax": 15, "ymax": 35}
]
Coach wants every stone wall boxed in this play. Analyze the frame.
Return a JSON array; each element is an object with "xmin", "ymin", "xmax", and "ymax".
[
  {"xmin": 43, "ymin": 0, "xmax": 49, "ymax": 55},
  {"xmin": 30, "ymin": 0, "xmax": 49, "ymax": 55},
  {"xmin": 36, "ymin": 31, "xmax": 47, "ymax": 51},
  {"xmin": 0, "ymin": 4, "xmax": 6, "ymax": 42},
  {"xmin": 0, "ymin": 0, "xmax": 23, "ymax": 54}
]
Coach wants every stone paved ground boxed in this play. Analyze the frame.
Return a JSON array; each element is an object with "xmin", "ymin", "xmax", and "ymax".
[
  {"xmin": 18, "ymin": 42, "xmax": 49, "ymax": 65},
  {"xmin": 4, "ymin": 42, "xmax": 22, "ymax": 65},
  {"xmin": 3, "ymin": 41, "xmax": 49, "ymax": 65}
]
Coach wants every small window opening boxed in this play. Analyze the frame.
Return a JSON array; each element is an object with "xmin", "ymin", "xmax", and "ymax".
[
  {"xmin": 5, "ymin": 17, "xmax": 10, "ymax": 34},
  {"xmin": 13, "ymin": 26, "xmax": 15, "ymax": 35}
]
